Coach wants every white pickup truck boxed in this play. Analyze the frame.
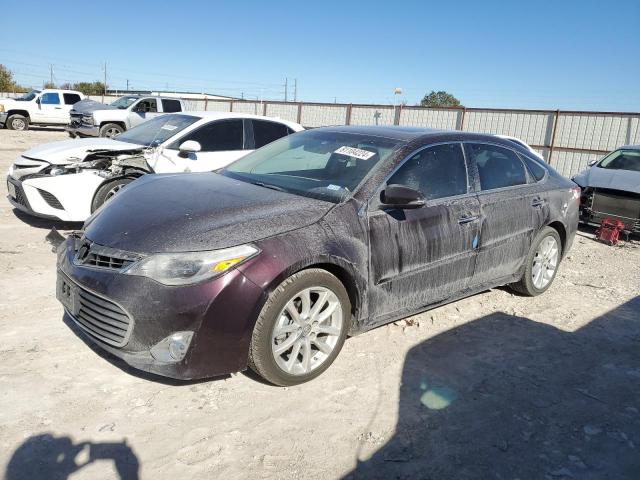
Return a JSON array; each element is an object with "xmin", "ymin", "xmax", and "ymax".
[
  {"xmin": 66, "ymin": 95, "xmax": 187, "ymax": 138},
  {"xmin": 0, "ymin": 89, "xmax": 85, "ymax": 130}
]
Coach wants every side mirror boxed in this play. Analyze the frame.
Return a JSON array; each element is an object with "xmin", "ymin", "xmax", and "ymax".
[
  {"xmin": 588, "ymin": 159, "xmax": 598, "ymax": 167},
  {"xmin": 178, "ymin": 140, "xmax": 201, "ymax": 157},
  {"xmin": 35, "ymin": 97, "xmax": 41, "ymax": 108},
  {"xmin": 380, "ymin": 184, "xmax": 426, "ymax": 209}
]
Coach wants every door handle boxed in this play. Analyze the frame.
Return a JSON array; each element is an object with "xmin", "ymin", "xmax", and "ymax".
[
  {"xmin": 531, "ymin": 198, "xmax": 545, "ymax": 207},
  {"xmin": 54, "ymin": 107, "xmax": 62, "ymax": 109},
  {"xmin": 458, "ymin": 215, "xmax": 479, "ymax": 225}
]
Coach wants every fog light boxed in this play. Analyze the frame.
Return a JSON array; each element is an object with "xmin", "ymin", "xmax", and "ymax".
[{"xmin": 150, "ymin": 331, "xmax": 194, "ymax": 363}]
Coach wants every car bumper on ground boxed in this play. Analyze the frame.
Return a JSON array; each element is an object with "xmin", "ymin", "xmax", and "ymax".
[
  {"xmin": 56, "ymin": 236, "xmax": 266, "ymax": 380},
  {"xmin": 66, "ymin": 122, "xmax": 100, "ymax": 137}
]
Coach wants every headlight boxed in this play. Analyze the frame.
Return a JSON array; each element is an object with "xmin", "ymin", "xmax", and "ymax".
[
  {"xmin": 82, "ymin": 114, "xmax": 94, "ymax": 125},
  {"xmin": 123, "ymin": 244, "xmax": 259, "ymax": 286},
  {"xmin": 50, "ymin": 167, "xmax": 66, "ymax": 176},
  {"xmin": 0, "ymin": 105, "xmax": 5, "ymax": 113}
]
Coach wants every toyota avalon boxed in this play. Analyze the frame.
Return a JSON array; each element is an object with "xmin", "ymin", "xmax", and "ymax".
[{"xmin": 56, "ymin": 126, "xmax": 580, "ymax": 386}]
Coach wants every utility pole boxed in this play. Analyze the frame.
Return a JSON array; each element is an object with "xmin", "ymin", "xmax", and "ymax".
[
  {"xmin": 284, "ymin": 78, "xmax": 288, "ymax": 102},
  {"xmin": 126, "ymin": 79, "xmax": 129, "ymax": 91},
  {"xmin": 294, "ymin": 79, "xmax": 297, "ymax": 102},
  {"xmin": 49, "ymin": 64, "xmax": 54, "ymax": 86},
  {"xmin": 103, "ymin": 61, "xmax": 107, "ymax": 95}
]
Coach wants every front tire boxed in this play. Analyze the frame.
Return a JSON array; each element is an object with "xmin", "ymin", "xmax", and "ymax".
[
  {"xmin": 249, "ymin": 269, "xmax": 350, "ymax": 386},
  {"xmin": 511, "ymin": 226, "xmax": 562, "ymax": 296},
  {"xmin": 6, "ymin": 114, "xmax": 29, "ymax": 131},
  {"xmin": 91, "ymin": 177, "xmax": 135, "ymax": 213},
  {"xmin": 99, "ymin": 123, "xmax": 124, "ymax": 138}
]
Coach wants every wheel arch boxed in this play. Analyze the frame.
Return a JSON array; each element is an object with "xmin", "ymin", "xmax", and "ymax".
[
  {"xmin": 99, "ymin": 120, "xmax": 126, "ymax": 130},
  {"xmin": 6, "ymin": 109, "xmax": 30, "ymax": 120},
  {"xmin": 546, "ymin": 220, "xmax": 567, "ymax": 254},
  {"xmin": 90, "ymin": 174, "xmax": 141, "ymax": 212},
  {"xmin": 251, "ymin": 255, "xmax": 365, "ymax": 332}
]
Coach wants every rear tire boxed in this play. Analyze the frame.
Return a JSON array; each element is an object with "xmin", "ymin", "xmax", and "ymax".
[
  {"xmin": 510, "ymin": 226, "xmax": 562, "ymax": 296},
  {"xmin": 248, "ymin": 269, "xmax": 350, "ymax": 386},
  {"xmin": 99, "ymin": 123, "xmax": 124, "ymax": 138},
  {"xmin": 91, "ymin": 177, "xmax": 135, "ymax": 213},
  {"xmin": 7, "ymin": 114, "xmax": 29, "ymax": 131}
]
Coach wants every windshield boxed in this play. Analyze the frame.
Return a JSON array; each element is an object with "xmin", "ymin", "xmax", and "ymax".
[
  {"xmin": 15, "ymin": 90, "xmax": 40, "ymax": 102},
  {"xmin": 110, "ymin": 96, "xmax": 139, "ymax": 109},
  {"xmin": 116, "ymin": 114, "xmax": 201, "ymax": 147},
  {"xmin": 221, "ymin": 129, "xmax": 405, "ymax": 203},
  {"xmin": 598, "ymin": 149, "xmax": 640, "ymax": 172}
]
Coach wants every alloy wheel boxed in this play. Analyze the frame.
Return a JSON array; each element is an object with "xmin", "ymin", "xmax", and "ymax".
[
  {"xmin": 531, "ymin": 236, "xmax": 559, "ymax": 289},
  {"xmin": 271, "ymin": 286, "xmax": 343, "ymax": 376}
]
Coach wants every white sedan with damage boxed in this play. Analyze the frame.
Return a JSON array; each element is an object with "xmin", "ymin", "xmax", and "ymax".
[{"xmin": 7, "ymin": 112, "xmax": 303, "ymax": 221}]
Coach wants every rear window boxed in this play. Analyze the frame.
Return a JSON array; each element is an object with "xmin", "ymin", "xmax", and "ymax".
[
  {"xmin": 252, "ymin": 119, "xmax": 290, "ymax": 148},
  {"xmin": 63, "ymin": 93, "xmax": 82, "ymax": 105},
  {"xmin": 162, "ymin": 99, "xmax": 182, "ymax": 113}
]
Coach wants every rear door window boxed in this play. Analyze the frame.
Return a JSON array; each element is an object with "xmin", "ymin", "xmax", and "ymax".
[
  {"xmin": 134, "ymin": 99, "xmax": 157, "ymax": 113},
  {"xmin": 63, "ymin": 93, "xmax": 82, "ymax": 105},
  {"xmin": 467, "ymin": 143, "xmax": 528, "ymax": 190},
  {"xmin": 252, "ymin": 120, "xmax": 290, "ymax": 148},
  {"xmin": 161, "ymin": 99, "xmax": 182, "ymax": 113},
  {"xmin": 171, "ymin": 119, "xmax": 244, "ymax": 151},
  {"xmin": 388, "ymin": 143, "xmax": 468, "ymax": 201}
]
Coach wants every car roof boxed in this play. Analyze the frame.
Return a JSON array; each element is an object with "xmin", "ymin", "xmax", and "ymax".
[
  {"xmin": 618, "ymin": 145, "xmax": 640, "ymax": 150},
  {"xmin": 309, "ymin": 125, "xmax": 534, "ymax": 148},
  {"xmin": 177, "ymin": 111, "xmax": 303, "ymax": 129}
]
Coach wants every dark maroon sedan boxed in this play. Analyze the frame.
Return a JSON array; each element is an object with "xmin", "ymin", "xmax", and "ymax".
[{"xmin": 56, "ymin": 126, "xmax": 579, "ymax": 386}]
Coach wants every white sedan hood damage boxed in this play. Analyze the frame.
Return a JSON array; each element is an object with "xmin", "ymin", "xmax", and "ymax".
[{"xmin": 21, "ymin": 138, "xmax": 141, "ymax": 165}]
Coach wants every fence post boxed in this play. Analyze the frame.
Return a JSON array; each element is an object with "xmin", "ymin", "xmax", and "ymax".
[
  {"xmin": 263, "ymin": 102, "xmax": 267, "ymax": 116},
  {"xmin": 548, "ymin": 110, "xmax": 560, "ymax": 165},
  {"xmin": 229, "ymin": 100, "xmax": 234, "ymax": 112},
  {"xmin": 458, "ymin": 107, "xmax": 467, "ymax": 130},
  {"xmin": 345, "ymin": 104, "xmax": 352, "ymax": 125},
  {"xmin": 204, "ymin": 96, "xmax": 208, "ymax": 111},
  {"xmin": 394, "ymin": 105, "xmax": 402, "ymax": 126},
  {"xmin": 297, "ymin": 103, "xmax": 302, "ymax": 124}
]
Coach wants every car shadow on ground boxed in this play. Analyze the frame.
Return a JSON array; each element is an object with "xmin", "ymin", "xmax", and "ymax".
[
  {"xmin": 5, "ymin": 434, "xmax": 139, "ymax": 480},
  {"xmin": 12, "ymin": 209, "xmax": 83, "ymax": 232},
  {"xmin": 62, "ymin": 313, "xmax": 230, "ymax": 386},
  {"xmin": 346, "ymin": 296, "xmax": 640, "ymax": 479}
]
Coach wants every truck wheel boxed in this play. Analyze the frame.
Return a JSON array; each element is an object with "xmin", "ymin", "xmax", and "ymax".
[
  {"xmin": 7, "ymin": 114, "xmax": 29, "ymax": 131},
  {"xmin": 68, "ymin": 132, "xmax": 77, "ymax": 139},
  {"xmin": 91, "ymin": 177, "xmax": 135, "ymax": 212},
  {"xmin": 99, "ymin": 123, "xmax": 124, "ymax": 138}
]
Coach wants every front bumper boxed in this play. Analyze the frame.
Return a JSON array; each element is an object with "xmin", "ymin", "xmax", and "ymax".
[
  {"xmin": 57, "ymin": 237, "xmax": 266, "ymax": 380},
  {"xmin": 0, "ymin": 112, "xmax": 7, "ymax": 125},
  {"xmin": 66, "ymin": 121, "xmax": 99, "ymax": 137}
]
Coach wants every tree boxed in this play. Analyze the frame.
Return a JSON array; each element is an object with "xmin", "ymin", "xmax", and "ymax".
[
  {"xmin": 60, "ymin": 82, "xmax": 73, "ymax": 90},
  {"xmin": 72, "ymin": 81, "xmax": 107, "ymax": 95},
  {"xmin": 43, "ymin": 81, "xmax": 57, "ymax": 89},
  {"xmin": 0, "ymin": 64, "xmax": 25, "ymax": 92},
  {"xmin": 420, "ymin": 90, "xmax": 462, "ymax": 108}
]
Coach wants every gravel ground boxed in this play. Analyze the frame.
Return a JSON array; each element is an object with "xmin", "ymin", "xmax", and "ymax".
[{"xmin": 1, "ymin": 129, "xmax": 639, "ymax": 480}]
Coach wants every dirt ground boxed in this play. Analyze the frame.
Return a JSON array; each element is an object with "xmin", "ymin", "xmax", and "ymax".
[{"xmin": 1, "ymin": 128, "xmax": 639, "ymax": 480}]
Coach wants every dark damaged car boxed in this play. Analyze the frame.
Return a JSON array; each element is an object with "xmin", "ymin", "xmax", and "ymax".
[
  {"xmin": 56, "ymin": 126, "xmax": 580, "ymax": 386},
  {"xmin": 572, "ymin": 145, "xmax": 640, "ymax": 233}
]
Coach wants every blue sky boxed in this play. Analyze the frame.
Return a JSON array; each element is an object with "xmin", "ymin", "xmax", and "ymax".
[{"xmin": 1, "ymin": 0, "xmax": 639, "ymax": 111}]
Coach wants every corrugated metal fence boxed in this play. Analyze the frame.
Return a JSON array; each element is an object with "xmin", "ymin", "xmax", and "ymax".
[{"xmin": 3, "ymin": 91, "xmax": 639, "ymax": 178}]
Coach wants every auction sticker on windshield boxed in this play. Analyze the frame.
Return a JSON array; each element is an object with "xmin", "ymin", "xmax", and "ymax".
[
  {"xmin": 161, "ymin": 124, "xmax": 178, "ymax": 131},
  {"xmin": 334, "ymin": 146, "xmax": 376, "ymax": 160}
]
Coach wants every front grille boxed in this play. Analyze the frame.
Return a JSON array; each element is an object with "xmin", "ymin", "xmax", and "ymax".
[
  {"xmin": 74, "ymin": 240, "xmax": 141, "ymax": 271},
  {"xmin": 74, "ymin": 287, "xmax": 132, "ymax": 347},
  {"xmin": 37, "ymin": 189, "xmax": 64, "ymax": 210}
]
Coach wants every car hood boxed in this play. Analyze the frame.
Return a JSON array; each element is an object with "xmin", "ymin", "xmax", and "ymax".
[
  {"xmin": 83, "ymin": 173, "xmax": 334, "ymax": 253},
  {"xmin": 573, "ymin": 166, "xmax": 640, "ymax": 194},
  {"xmin": 21, "ymin": 138, "xmax": 143, "ymax": 165},
  {"xmin": 70, "ymin": 99, "xmax": 117, "ymax": 114}
]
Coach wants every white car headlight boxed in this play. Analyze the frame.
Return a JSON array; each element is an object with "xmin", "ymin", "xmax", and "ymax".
[
  {"xmin": 0, "ymin": 105, "xmax": 5, "ymax": 113},
  {"xmin": 123, "ymin": 244, "xmax": 259, "ymax": 286}
]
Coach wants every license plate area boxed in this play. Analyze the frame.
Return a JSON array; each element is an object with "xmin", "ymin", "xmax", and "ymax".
[{"xmin": 56, "ymin": 274, "xmax": 78, "ymax": 315}]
